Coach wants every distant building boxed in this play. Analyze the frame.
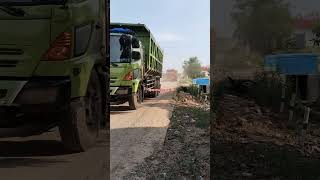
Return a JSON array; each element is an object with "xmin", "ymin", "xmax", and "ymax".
[
  {"xmin": 292, "ymin": 12, "xmax": 320, "ymax": 48},
  {"xmin": 164, "ymin": 69, "xmax": 178, "ymax": 81},
  {"xmin": 201, "ymin": 66, "xmax": 210, "ymax": 77}
]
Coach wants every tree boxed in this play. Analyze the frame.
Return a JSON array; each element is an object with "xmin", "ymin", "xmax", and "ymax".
[
  {"xmin": 231, "ymin": 0, "xmax": 293, "ymax": 54},
  {"xmin": 311, "ymin": 23, "xmax": 320, "ymax": 47},
  {"xmin": 183, "ymin": 57, "xmax": 203, "ymax": 79}
]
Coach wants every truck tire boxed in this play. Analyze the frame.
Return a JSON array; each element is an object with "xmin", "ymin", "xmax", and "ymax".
[
  {"xmin": 59, "ymin": 70, "xmax": 102, "ymax": 152},
  {"xmin": 149, "ymin": 91, "xmax": 156, "ymax": 98},
  {"xmin": 156, "ymin": 79, "xmax": 161, "ymax": 97},
  {"xmin": 150, "ymin": 79, "xmax": 160, "ymax": 97},
  {"xmin": 128, "ymin": 86, "xmax": 143, "ymax": 110},
  {"xmin": 99, "ymin": 69, "xmax": 108, "ymax": 128}
]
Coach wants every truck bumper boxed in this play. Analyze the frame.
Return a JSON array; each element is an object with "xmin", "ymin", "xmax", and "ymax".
[
  {"xmin": 110, "ymin": 86, "xmax": 131, "ymax": 104},
  {"xmin": 0, "ymin": 77, "xmax": 71, "ymax": 113}
]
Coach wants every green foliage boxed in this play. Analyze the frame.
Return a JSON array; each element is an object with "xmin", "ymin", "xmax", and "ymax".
[
  {"xmin": 248, "ymin": 72, "xmax": 294, "ymax": 111},
  {"xmin": 183, "ymin": 57, "xmax": 203, "ymax": 79},
  {"xmin": 231, "ymin": 0, "xmax": 293, "ymax": 54},
  {"xmin": 192, "ymin": 108, "xmax": 210, "ymax": 129},
  {"xmin": 177, "ymin": 85, "xmax": 200, "ymax": 97},
  {"xmin": 223, "ymin": 47, "xmax": 264, "ymax": 68},
  {"xmin": 243, "ymin": 52, "xmax": 264, "ymax": 67},
  {"xmin": 178, "ymin": 77, "xmax": 192, "ymax": 84},
  {"xmin": 311, "ymin": 23, "xmax": 320, "ymax": 47}
]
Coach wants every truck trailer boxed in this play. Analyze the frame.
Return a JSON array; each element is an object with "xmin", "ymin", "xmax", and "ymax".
[
  {"xmin": 0, "ymin": 0, "xmax": 110, "ymax": 152},
  {"xmin": 110, "ymin": 23, "xmax": 163, "ymax": 110}
]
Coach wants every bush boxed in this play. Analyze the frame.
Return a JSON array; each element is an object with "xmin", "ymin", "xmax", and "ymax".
[
  {"xmin": 248, "ymin": 72, "xmax": 294, "ymax": 112},
  {"xmin": 176, "ymin": 85, "xmax": 200, "ymax": 97},
  {"xmin": 193, "ymin": 108, "xmax": 210, "ymax": 128}
]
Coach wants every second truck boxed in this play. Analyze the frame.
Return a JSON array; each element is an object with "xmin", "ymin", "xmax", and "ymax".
[{"xmin": 110, "ymin": 23, "xmax": 163, "ymax": 110}]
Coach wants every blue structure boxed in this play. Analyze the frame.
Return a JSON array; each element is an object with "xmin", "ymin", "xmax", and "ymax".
[
  {"xmin": 192, "ymin": 78, "xmax": 210, "ymax": 86},
  {"xmin": 192, "ymin": 77, "xmax": 210, "ymax": 94},
  {"xmin": 110, "ymin": 28, "xmax": 135, "ymax": 35},
  {"xmin": 264, "ymin": 52, "xmax": 320, "ymax": 103},
  {"xmin": 264, "ymin": 53, "xmax": 320, "ymax": 75}
]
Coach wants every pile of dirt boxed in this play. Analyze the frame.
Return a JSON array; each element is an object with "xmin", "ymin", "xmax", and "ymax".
[
  {"xmin": 176, "ymin": 92, "xmax": 210, "ymax": 111},
  {"xmin": 212, "ymin": 94, "xmax": 320, "ymax": 180},
  {"xmin": 125, "ymin": 92, "xmax": 210, "ymax": 180},
  {"xmin": 175, "ymin": 92, "xmax": 200, "ymax": 105}
]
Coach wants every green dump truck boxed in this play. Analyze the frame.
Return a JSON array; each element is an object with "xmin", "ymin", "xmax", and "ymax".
[
  {"xmin": 110, "ymin": 23, "xmax": 163, "ymax": 110},
  {"xmin": 0, "ymin": 0, "xmax": 109, "ymax": 152}
]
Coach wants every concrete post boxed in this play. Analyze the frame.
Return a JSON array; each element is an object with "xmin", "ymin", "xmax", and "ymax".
[{"xmin": 289, "ymin": 93, "xmax": 296, "ymax": 123}]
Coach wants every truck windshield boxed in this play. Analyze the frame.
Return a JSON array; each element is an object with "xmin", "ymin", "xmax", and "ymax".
[
  {"xmin": 0, "ymin": 0, "xmax": 66, "ymax": 6},
  {"xmin": 110, "ymin": 35, "xmax": 131, "ymax": 63}
]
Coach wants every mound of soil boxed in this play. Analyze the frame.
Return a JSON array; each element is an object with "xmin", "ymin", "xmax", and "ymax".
[
  {"xmin": 212, "ymin": 94, "xmax": 320, "ymax": 180},
  {"xmin": 125, "ymin": 92, "xmax": 210, "ymax": 180}
]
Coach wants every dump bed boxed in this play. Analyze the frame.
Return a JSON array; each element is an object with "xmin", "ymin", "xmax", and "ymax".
[{"xmin": 110, "ymin": 23, "xmax": 163, "ymax": 77}]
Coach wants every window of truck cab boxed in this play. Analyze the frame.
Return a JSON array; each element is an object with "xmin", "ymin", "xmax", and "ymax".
[{"xmin": 110, "ymin": 34, "xmax": 131, "ymax": 63}]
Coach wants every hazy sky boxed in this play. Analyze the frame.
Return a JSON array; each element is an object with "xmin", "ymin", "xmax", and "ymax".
[
  {"xmin": 212, "ymin": 0, "xmax": 320, "ymax": 38},
  {"xmin": 111, "ymin": 0, "xmax": 210, "ymax": 72}
]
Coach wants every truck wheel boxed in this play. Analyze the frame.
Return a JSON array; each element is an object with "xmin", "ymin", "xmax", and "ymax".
[
  {"xmin": 59, "ymin": 70, "xmax": 102, "ymax": 152},
  {"xmin": 156, "ymin": 80, "xmax": 161, "ymax": 97},
  {"xmin": 128, "ymin": 86, "xmax": 143, "ymax": 110},
  {"xmin": 149, "ymin": 91, "xmax": 156, "ymax": 98}
]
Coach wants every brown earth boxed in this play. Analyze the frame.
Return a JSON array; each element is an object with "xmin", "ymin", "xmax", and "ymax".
[
  {"xmin": 125, "ymin": 92, "xmax": 210, "ymax": 180},
  {"xmin": 212, "ymin": 94, "xmax": 320, "ymax": 180}
]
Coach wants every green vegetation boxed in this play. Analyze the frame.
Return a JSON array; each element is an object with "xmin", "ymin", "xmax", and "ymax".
[
  {"xmin": 178, "ymin": 77, "xmax": 192, "ymax": 84},
  {"xmin": 192, "ymin": 108, "xmax": 210, "ymax": 129},
  {"xmin": 176, "ymin": 85, "xmax": 209, "ymax": 129},
  {"xmin": 311, "ymin": 23, "xmax": 320, "ymax": 47},
  {"xmin": 176, "ymin": 85, "xmax": 200, "ymax": 97},
  {"xmin": 183, "ymin": 57, "xmax": 204, "ymax": 79},
  {"xmin": 248, "ymin": 73, "xmax": 285, "ymax": 111},
  {"xmin": 231, "ymin": 0, "xmax": 293, "ymax": 54}
]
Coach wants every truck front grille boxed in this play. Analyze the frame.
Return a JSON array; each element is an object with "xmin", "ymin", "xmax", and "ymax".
[
  {"xmin": 0, "ymin": 60, "xmax": 18, "ymax": 67},
  {"xmin": 0, "ymin": 48, "xmax": 23, "ymax": 55},
  {"xmin": 0, "ymin": 89, "xmax": 7, "ymax": 99}
]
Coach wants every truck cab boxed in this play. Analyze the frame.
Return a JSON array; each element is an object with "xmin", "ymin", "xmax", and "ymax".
[{"xmin": 0, "ymin": 0, "xmax": 109, "ymax": 152}]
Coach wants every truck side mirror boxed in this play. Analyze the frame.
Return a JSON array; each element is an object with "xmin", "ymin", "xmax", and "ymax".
[{"xmin": 132, "ymin": 51, "xmax": 141, "ymax": 60}]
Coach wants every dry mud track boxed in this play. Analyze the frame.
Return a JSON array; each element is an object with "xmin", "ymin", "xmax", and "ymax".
[
  {"xmin": 0, "ymin": 129, "xmax": 108, "ymax": 180},
  {"xmin": 110, "ymin": 81, "xmax": 178, "ymax": 180}
]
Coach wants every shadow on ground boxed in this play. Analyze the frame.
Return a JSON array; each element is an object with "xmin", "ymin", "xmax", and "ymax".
[
  {"xmin": 0, "ymin": 140, "xmax": 69, "ymax": 157},
  {"xmin": 0, "ymin": 157, "xmax": 67, "ymax": 168},
  {"xmin": 110, "ymin": 106, "xmax": 132, "ymax": 113},
  {"xmin": 0, "ymin": 140, "xmax": 69, "ymax": 168},
  {"xmin": 0, "ymin": 129, "xmax": 108, "ymax": 169},
  {"xmin": 212, "ymin": 140, "xmax": 320, "ymax": 180}
]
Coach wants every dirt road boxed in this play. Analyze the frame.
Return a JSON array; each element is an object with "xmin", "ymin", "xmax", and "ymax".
[
  {"xmin": 110, "ymin": 81, "xmax": 177, "ymax": 179},
  {"xmin": 0, "ymin": 129, "xmax": 108, "ymax": 180}
]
